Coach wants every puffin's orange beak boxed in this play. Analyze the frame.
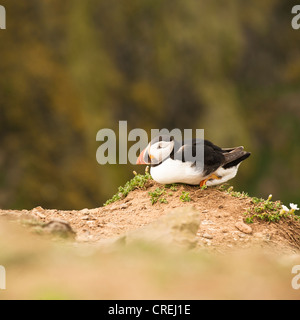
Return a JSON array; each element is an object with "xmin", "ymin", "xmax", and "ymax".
[
  {"xmin": 136, "ymin": 149, "xmax": 146, "ymax": 164},
  {"xmin": 136, "ymin": 147, "xmax": 153, "ymax": 165}
]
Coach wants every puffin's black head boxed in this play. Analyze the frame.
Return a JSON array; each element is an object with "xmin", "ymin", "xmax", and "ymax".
[{"xmin": 136, "ymin": 135, "xmax": 175, "ymax": 165}]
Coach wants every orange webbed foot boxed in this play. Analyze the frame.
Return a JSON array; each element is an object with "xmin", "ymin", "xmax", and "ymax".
[{"xmin": 200, "ymin": 174, "xmax": 221, "ymax": 187}]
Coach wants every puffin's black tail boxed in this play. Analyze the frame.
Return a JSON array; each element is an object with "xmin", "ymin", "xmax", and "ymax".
[{"xmin": 222, "ymin": 147, "xmax": 251, "ymax": 169}]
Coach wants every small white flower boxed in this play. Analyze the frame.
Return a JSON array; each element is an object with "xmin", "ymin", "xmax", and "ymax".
[
  {"xmin": 290, "ymin": 203, "xmax": 299, "ymax": 211},
  {"xmin": 267, "ymin": 194, "xmax": 272, "ymax": 201},
  {"xmin": 281, "ymin": 205, "xmax": 290, "ymax": 212}
]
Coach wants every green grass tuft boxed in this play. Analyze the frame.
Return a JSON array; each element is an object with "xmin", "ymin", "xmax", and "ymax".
[
  {"xmin": 104, "ymin": 170, "xmax": 152, "ymax": 206},
  {"xmin": 165, "ymin": 183, "xmax": 178, "ymax": 191},
  {"xmin": 148, "ymin": 187, "xmax": 167, "ymax": 205},
  {"xmin": 180, "ymin": 191, "xmax": 191, "ymax": 202},
  {"xmin": 245, "ymin": 196, "xmax": 298, "ymax": 224},
  {"xmin": 219, "ymin": 185, "xmax": 300, "ymax": 224}
]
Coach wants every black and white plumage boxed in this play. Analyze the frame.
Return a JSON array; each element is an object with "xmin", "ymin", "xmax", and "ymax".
[{"xmin": 136, "ymin": 135, "xmax": 251, "ymax": 186}]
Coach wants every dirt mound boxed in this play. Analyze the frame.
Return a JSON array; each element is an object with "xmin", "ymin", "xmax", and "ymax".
[{"xmin": 2, "ymin": 179, "xmax": 300, "ymax": 254}]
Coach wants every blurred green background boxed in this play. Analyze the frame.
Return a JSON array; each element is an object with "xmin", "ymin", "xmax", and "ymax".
[{"xmin": 0, "ymin": 0, "xmax": 299, "ymax": 210}]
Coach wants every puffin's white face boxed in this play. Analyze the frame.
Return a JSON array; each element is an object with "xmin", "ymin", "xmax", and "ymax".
[
  {"xmin": 148, "ymin": 140, "xmax": 174, "ymax": 165},
  {"xmin": 136, "ymin": 137, "xmax": 174, "ymax": 165}
]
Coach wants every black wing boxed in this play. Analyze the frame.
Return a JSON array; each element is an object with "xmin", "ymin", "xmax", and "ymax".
[{"xmin": 172, "ymin": 139, "xmax": 225, "ymax": 176}]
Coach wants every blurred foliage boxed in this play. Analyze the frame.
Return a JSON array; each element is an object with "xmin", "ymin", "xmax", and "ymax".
[{"xmin": 0, "ymin": 0, "xmax": 300, "ymax": 209}]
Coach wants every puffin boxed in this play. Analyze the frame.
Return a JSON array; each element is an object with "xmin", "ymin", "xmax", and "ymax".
[{"xmin": 136, "ymin": 135, "xmax": 251, "ymax": 187}]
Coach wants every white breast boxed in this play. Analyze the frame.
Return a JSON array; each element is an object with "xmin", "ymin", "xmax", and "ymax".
[
  {"xmin": 150, "ymin": 158, "xmax": 205, "ymax": 185},
  {"xmin": 150, "ymin": 159, "xmax": 241, "ymax": 186}
]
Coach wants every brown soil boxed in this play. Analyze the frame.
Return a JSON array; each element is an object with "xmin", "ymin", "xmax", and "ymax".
[{"xmin": 1, "ymin": 181, "xmax": 300, "ymax": 254}]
